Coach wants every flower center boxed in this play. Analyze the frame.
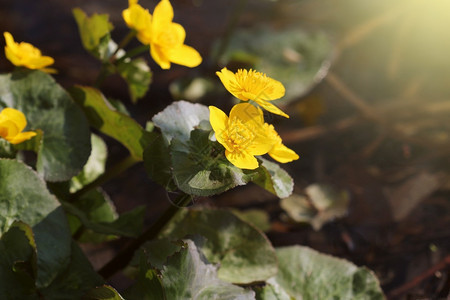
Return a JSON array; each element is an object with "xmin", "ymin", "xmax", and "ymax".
[
  {"xmin": 224, "ymin": 117, "xmax": 256, "ymax": 153},
  {"xmin": 155, "ymin": 26, "xmax": 181, "ymax": 49},
  {"xmin": 230, "ymin": 69, "xmax": 272, "ymax": 99}
]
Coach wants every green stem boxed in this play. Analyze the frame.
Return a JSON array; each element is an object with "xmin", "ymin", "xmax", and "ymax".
[
  {"xmin": 110, "ymin": 30, "xmax": 137, "ymax": 62},
  {"xmin": 98, "ymin": 193, "xmax": 193, "ymax": 279},
  {"xmin": 94, "ymin": 31, "xmax": 139, "ymax": 87},
  {"xmin": 70, "ymin": 155, "xmax": 139, "ymax": 202},
  {"xmin": 115, "ymin": 44, "xmax": 150, "ymax": 65},
  {"xmin": 214, "ymin": 0, "xmax": 248, "ymax": 64},
  {"xmin": 94, "ymin": 63, "xmax": 111, "ymax": 88}
]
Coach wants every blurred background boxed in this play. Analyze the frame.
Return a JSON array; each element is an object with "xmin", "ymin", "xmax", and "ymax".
[{"xmin": 1, "ymin": 0, "xmax": 450, "ymax": 298}]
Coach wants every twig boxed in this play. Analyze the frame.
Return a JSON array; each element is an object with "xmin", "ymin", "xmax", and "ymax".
[
  {"xmin": 358, "ymin": 131, "xmax": 387, "ymax": 159},
  {"xmin": 326, "ymin": 72, "xmax": 382, "ymax": 122},
  {"xmin": 387, "ymin": 255, "xmax": 450, "ymax": 299},
  {"xmin": 324, "ymin": 72, "xmax": 448, "ymax": 149}
]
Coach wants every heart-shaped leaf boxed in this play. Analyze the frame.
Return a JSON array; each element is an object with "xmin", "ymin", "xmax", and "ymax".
[
  {"xmin": 272, "ymin": 246, "xmax": 384, "ymax": 299},
  {"xmin": 0, "ymin": 159, "xmax": 72, "ymax": 287},
  {"xmin": 161, "ymin": 208, "xmax": 278, "ymax": 284},
  {"xmin": 0, "ymin": 70, "xmax": 91, "ymax": 181}
]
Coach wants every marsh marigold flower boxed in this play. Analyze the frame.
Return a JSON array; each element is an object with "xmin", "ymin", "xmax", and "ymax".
[
  {"xmin": 0, "ymin": 108, "xmax": 36, "ymax": 144},
  {"xmin": 216, "ymin": 68, "xmax": 289, "ymax": 118},
  {"xmin": 209, "ymin": 103, "xmax": 273, "ymax": 170},
  {"xmin": 263, "ymin": 123, "xmax": 299, "ymax": 163},
  {"xmin": 122, "ymin": 0, "xmax": 202, "ymax": 69},
  {"xmin": 3, "ymin": 32, "xmax": 55, "ymax": 72}
]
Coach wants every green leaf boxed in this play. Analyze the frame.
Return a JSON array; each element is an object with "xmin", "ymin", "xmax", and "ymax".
[
  {"xmin": 117, "ymin": 58, "xmax": 152, "ymax": 103},
  {"xmin": 160, "ymin": 240, "xmax": 256, "ymax": 300},
  {"xmin": 0, "ymin": 159, "xmax": 72, "ymax": 287},
  {"xmin": 67, "ymin": 188, "xmax": 117, "ymax": 242},
  {"xmin": 0, "ymin": 223, "xmax": 104, "ymax": 299},
  {"xmin": 73, "ymin": 8, "xmax": 114, "ymax": 60},
  {"xmin": 143, "ymin": 132, "xmax": 176, "ymax": 191},
  {"xmin": 131, "ymin": 238, "xmax": 185, "ymax": 271},
  {"xmin": 70, "ymin": 133, "xmax": 107, "ymax": 193},
  {"xmin": 170, "ymin": 129, "xmax": 249, "ymax": 196},
  {"xmin": 161, "ymin": 208, "xmax": 278, "ymax": 284},
  {"xmin": 70, "ymin": 86, "xmax": 154, "ymax": 160},
  {"xmin": 152, "ymin": 100, "xmax": 210, "ymax": 143},
  {"xmin": 273, "ymin": 246, "xmax": 385, "ymax": 300},
  {"xmin": 232, "ymin": 209, "xmax": 271, "ymax": 232},
  {"xmin": 254, "ymin": 279, "xmax": 292, "ymax": 300},
  {"xmin": 218, "ymin": 26, "xmax": 332, "ymax": 104},
  {"xmin": 123, "ymin": 241, "xmax": 170, "ymax": 300},
  {"xmin": 84, "ymin": 285, "xmax": 125, "ymax": 300},
  {"xmin": 252, "ymin": 157, "xmax": 294, "ymax": 198},
  {"xmin": 39, "ymin": 242, "xmax": 104, "ymax": 299},
  {"xmin": 0, "ymin": 138, "xmax": 17, "ymax": 158},
  {"xmin": 0, "ymin": 70, "xmax": 91, "ymax": 181},
  {"xmin": 0, "ymin": 221, "xmax": 38, "ymax": 299},
  {"xmin": 280, "ymin": 183, "xmax": 350, "ymax": 230},
  {"xmin": 14, "ymin": 128, "xmax": 44, "ymax": 153},
  {"xmin": 63, "ymin": 189, "xmax": 145, "ymax": 240}
]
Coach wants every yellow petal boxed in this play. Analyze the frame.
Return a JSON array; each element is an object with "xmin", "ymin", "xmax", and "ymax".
[
  {"xmin": 129, "ymin": 0, "xmax": 138, "ymax": 6},
  {"xmin": 26, "ymin": 56, "xmax": 55, "ymax": 70},
  {"xmin": 246, "ymin": 133, "xmax": 273, "ymax": 155},
  {"xmin": 3, "ymin": 32, "xmax": 18, "ymax": 52},
  {"xmin": 225, "ymin": 150, "xmax": 259, "ymax": 170},
  {"xmin": 169, "ymin": 44, "xmax": 202, "ymax": 68},
  {"xmin": 137, "ymin": 30, "xmax": 152, "ymax": 45},
  {"xmin": 209, "ymin": 106, "xmax": 228, "ymax": 141},
  {"xmin": 259, "ymin": 77, "xmax": 285, "ymax": 101},
  {"xmin": 153, "ymin": 0, "xmax": 174, "ymax": 34},
  {"xmin": 268, "ymin": 143, "xmax": 299, "ymax": 163},
  {"xmin": 216, "ymin": 68, "xmax": 243, "ymax": 100},
  {"xmin": 170, "ymin": 23, "xmax": 186, "ymax": 44},
  {"xmin": 122, "ymin": 7, "xmax": 133, "ymax": 28},
  {"xmin": 41, "ymin": 67, "xmax": 58, "ymax": 74},
  {"xmin": 150, "ymin": 44, "xmax": 171, "ymax": 69},
  {"xmin": 229, "ymin": 103, "xmax": 264, "ymax": 125},
  {"xmin": 4, "ymin": 47, "xmax": 22, "ymax": 67},
  {"xmin": 0, "ymin": 120, "xmax": 20, "ymax": 139},
  {"xmin": 254, "ymin": 99, "xmax": 289, "ymax": 118},
  {"xmin": 0, "ymin": 108, "xmax": 27, "ymax": 132},
  {"xmin": 8, "ymin": 131, "xmax": 36, "ymax": 144},
  {"xmin": 123, "ymin": 4, "xmax": 152, "ymax": 32}
]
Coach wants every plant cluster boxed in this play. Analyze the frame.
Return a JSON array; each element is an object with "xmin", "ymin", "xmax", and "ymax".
[{"xmin": 0, "ymin": 0, "xmax": 385, "ymax": 299}]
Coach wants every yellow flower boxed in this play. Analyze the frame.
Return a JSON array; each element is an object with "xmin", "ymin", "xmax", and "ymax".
[
  {"xmin": 122, "ymin": 0, "xmax": 202, "ymax": 69},
  {"xmin": 263, "ymin": 123, "xmax": 299, "ymax": 163},
  {"xmin": 216, "ymin": 68, "xmax": 289, "ymax": 118},
  {"xmin": 3, "ymin": 32, "xmax": 55, "ymax": 72},
  {"xmin": 0, "ymin": 108, "xmax": 36, "ymax": 144},
  {"xmin": 209, "ymin": 103, "xmax": 273, "ymax": 170}
]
